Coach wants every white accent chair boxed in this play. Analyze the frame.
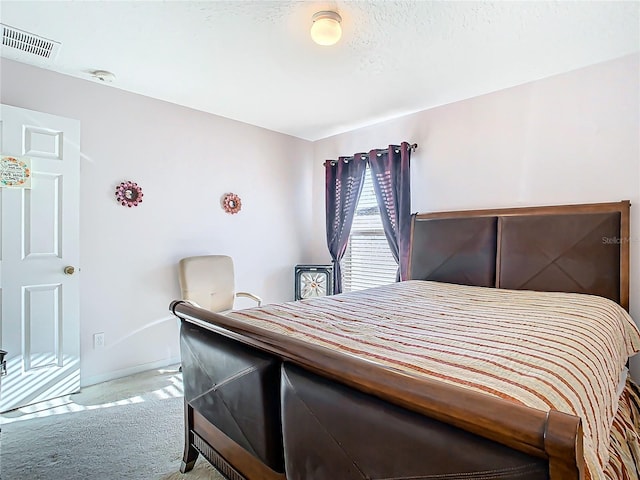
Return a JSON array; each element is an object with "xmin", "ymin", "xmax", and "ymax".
[{"xmin": 178, "ymin": 255, "xmax": 262, "ymax": 314}]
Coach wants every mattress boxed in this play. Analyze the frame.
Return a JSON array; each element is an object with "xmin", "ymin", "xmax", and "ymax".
[{"xmin": 227, "ymin": 280, "xmax": 640, "ymax": 480}]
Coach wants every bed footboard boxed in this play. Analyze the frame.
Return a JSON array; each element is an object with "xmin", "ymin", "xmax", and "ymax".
[
  {"xmin": 281, "ymin": 363, "xmax": 549, "ymax": 480},
  {"xmin": 180, "ymin": 320, "xmax": 285, "ymax": 478}
]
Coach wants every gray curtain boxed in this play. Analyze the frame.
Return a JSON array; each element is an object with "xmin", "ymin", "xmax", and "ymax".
[
  {"xmin": 368, "ymin": 142, "xmax": 412, "ymax": 280},
  {"xmin": 325, "ymin": 156, "xmax": 367, "ymax": 294}
]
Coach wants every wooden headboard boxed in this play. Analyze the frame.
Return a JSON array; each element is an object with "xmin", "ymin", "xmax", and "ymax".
[{"xmin": 408, "ymin": 201, "xmax": 630, "ymax": 310}]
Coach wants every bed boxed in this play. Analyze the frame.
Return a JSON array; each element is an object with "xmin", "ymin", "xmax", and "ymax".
[{"xmin": 171, "ymin": 200, "xmax": 640, "ymax": 480}]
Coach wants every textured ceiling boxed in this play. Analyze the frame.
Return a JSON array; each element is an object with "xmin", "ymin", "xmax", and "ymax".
[{"xmin": 1, "ymin": 1, "xmax": 638, "ymax": 140}]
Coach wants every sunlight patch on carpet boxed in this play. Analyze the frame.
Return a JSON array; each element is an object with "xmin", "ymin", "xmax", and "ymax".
[{"xmin": 1, "ymin": 371, "xmax": 184, "ymax": 425}]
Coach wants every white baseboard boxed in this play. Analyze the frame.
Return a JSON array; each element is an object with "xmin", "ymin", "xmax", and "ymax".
[{"xmin": 80, "ymin": 355, "xmax": 182, "ymax": 388}]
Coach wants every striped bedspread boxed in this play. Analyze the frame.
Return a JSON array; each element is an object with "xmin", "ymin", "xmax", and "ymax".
[
  {"xmin": 605, "ymin": 379, "xmax": 640, "ymax": 479},
  {"xmin": 227, "ymin": 280, "xmax": 640, "ymax": 479}
]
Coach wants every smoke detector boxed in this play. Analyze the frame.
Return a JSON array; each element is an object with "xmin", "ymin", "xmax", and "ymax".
[
  {"xmin": 1, "ymin": 24, "xmax": 61, "ymax": 62},
  {"xmin": 90, "ymin": 70, "xmax": 116, "ymax": 83}
]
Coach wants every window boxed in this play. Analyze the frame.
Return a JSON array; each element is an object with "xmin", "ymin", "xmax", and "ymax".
[{"xmin": 341, "ymin": 166, "xmax": 398, "ymax": 292}]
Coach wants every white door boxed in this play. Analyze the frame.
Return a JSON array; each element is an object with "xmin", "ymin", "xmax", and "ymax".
[{"xmin": 0, "ymin": 104, "xmax": 80, "ymax": 412}]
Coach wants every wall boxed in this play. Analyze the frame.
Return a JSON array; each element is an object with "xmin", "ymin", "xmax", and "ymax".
[
  {"xmin": 2, "ymin": 53, "xmax": 638, "ymax": 385},
  {"xmin": 311, "ymin": 54, "xmax": 640, "ymax": 371},
  {"xmin": 0, "ymin": 59, "xmax": 314, "ymax": 386}
]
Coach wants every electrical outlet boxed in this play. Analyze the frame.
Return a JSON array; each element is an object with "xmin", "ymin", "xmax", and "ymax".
[{"xmin": 93, "ymin": 332, "xmax": 105, "ymax": 349}]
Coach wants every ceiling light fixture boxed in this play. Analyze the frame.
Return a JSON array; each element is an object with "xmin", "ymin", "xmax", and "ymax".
[{"xmin": 310, "ymin": 11, "xmax": 342, "ymax": 46}]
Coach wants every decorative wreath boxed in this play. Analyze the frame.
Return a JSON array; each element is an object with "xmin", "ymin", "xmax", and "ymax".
[
  {"xmin": 221, "ymin": 192, "xmax": 242, "ymax": 214},
  {"xmin": 115, "ymin": 181, "xmax": 143, "ymax": 207}
]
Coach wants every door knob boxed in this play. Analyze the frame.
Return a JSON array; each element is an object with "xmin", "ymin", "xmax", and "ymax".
[{"xmin": 63, "ymin": 266, "xmax": 75, "ymax": 275}]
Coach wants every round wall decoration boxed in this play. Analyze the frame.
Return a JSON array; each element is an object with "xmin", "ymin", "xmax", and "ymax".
[
  {"xmin": 115, "ymin": 181, "xmax": 143, "ymax": 207},
  {"xmin": 221, "ymin": 192, "xmax": 242, "ymax": 214},
  {"xmin": 1, "ymin": 156, "xmax": 31, "ymax": 187}
]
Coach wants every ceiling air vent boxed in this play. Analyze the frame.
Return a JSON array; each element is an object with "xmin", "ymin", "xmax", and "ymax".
[{"xmin": 1, "ymin": 24, "xmax": 60, "ymax": 61}]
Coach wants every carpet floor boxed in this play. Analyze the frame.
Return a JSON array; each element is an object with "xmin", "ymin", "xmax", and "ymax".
[{"xmin": 0, "ymin": 366, "xmax": 225, "ymax": 480}]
